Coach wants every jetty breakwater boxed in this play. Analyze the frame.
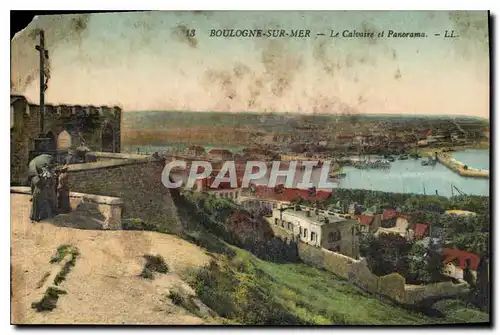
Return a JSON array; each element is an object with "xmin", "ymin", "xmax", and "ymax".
[{"xmin": 429, "ymin": 152, "xmax": 489, "ymax": 179}]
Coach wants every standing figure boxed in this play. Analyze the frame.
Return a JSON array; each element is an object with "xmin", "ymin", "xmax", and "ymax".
[
  {"xmin": 76, "ymin": 141, "xmax": 91, "ymax": 163},
  {"xmin": 57, "ymin": 165, "xmax": 71, "ymax": 213},
  {"xmin": 30, "ymin": 168, "xmax": 46, "ymax": 222},
  {"xmin": 41, "ymin": 167, "xmax": 56, "ymax": 218},
  {"xmin": 65, "ymin": 149, "xmax": 75, "ymax": 165}
]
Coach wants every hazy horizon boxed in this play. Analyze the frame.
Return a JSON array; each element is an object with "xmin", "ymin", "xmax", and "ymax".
[
  {"xmin": 11, "ymin": 11, "xmax": 490, "ymax": 119},
  {"xmin": 125, "ymin": 109, "xmax": 489, "ymax": 119}
]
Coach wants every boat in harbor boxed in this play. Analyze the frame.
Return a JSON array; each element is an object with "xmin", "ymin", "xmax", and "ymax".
[
  {"xmin": 398, "ymin": 154, "xmax": 409, "ymax": 160},
  {"xmin": 330, "ymin": 171, "xmax": 347, "ymax": 178},
  {"xmin": 421, "ymin": 157, "xmax": 437, "ymax": 166},
  {"xmin": 353, "ymin": 159, "xmax": 391, "ymax": 170}
]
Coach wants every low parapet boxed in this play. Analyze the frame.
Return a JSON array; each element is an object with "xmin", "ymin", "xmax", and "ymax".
[
  {"xmin": 10, "ymin": 186, "xmax": 123, "ymax": 206},
  {"xmin": 11, "ymin": 186, "xmax": 123, "ymax": 229},
  {"xmin": 92, "ymin": 152, "xmax": 152, "ymax": 160},
  {"xmin": 64, "ymin": 152, "xmax": 156, "ymax": 172}
]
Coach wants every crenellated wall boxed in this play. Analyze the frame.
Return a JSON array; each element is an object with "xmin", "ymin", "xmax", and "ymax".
[{"xmin": 10, "ymin": 95, "xmax": 122, "ymax": 185}]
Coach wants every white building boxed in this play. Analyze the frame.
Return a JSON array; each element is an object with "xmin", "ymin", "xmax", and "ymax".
[{"xmin": 271, "ymin": 207, "xmax": 361, "ymax": 258}]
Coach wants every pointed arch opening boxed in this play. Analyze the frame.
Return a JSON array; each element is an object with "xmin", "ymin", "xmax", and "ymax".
[{"xmin": 57, "ymin": 130, "xmax": 72, "ymax": 150}]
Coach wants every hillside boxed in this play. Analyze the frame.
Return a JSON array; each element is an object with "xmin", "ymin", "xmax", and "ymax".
[
  {"xmin": 11, "ymin": 191, "xmax": 488, "ymax": 325},
  {"xmin": 11, "ymin": 194, "xmax": 217, "ymax": 325},
  {"xmin": 186, "ymin": 235, "xmax": 488, "ymax": 325}
]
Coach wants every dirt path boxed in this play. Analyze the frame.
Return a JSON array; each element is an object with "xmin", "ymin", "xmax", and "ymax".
[{"xmin": 11, "ymin": 194, "xmax": 213, "ymax": 325}]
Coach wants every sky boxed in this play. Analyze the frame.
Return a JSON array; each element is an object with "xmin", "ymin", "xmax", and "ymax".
[{"xmin": 11, "ymin": 11, "xmax": 490, "ymax": 118}]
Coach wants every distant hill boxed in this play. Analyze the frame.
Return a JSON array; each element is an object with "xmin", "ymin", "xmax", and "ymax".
[{"xmin": 123, "ymin": 110, "xmax": 488, "ymax": 131}]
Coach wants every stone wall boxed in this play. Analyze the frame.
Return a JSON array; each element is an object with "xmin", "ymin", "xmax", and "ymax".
[
  {"xmin": 271, "ymin": 222, "xmax": 471, "ymax": 305},
  {"xmin": 271, "ymin": 223, "xmax": 355, "ymax": 278},
  {"xmin": 297, "ymin": 241, "xmax": 325, "ymax": 269},
  {"xmin": 67, "ymin": 159, "xmax": 183, "ymax": 234},
  {"xmin": 322, "ymin": 248, "xmax": 354, "ymax": 278},
  {"xmin": 348, "ymin": 258, "xmax": 378, "ymax": 293},
  {"xmin": 11, "ymin": 97, "xmax": 38, "ymax": 185},
  {"xmin": 404, "ymin": 281, "xmax": 470, "ymax": 305},
  {"xmin": 378, "ymin": 273, "xmax": 407, "ymax": 303}
]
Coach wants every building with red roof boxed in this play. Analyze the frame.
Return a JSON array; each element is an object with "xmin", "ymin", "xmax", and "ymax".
[
  {"xmin": 355, "ymin": 214, "xmax": 373, "ymax": 226},
  {"xmin": 354, "ymin": 214, "xmax": 383, "ymax": 234},
  {"xmin": 413, "ymin": 223, "xmax": 428, "ymax": 240},
  {"xmin": 382, "ymin": 209, "xmax": 398, "ymax": 221},
  {"xmin": 251, "ymin": 185, "xmax": 332, "ymax": 203},
  {"xmin": 442, "ymin": 248, "xmax": 480, "ymax": 280},
  {"xmin": 355, "ymin": 214, "xmax": 373, "ymax": 233}
]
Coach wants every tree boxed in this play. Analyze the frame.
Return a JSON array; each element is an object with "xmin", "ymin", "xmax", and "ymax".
[
  {"xmin": 406, "ymin": 239, "xmax": 443, "ymax": 284},
  {"xmin": 447, "ymin": 232, "xmax": 488, "ymax": 257},
  {"xmin": 426, "ymin": 238, "xmax": 444, "ymax": 282},
  {"xmin": 441, "ymin": 213, "xmax": 480, "ymax": 235},
  {"xmin": 463, "ymin": 258, "xmax": 475, "ymax": 286},
  {"xmin": 359, "ymin": 234, "xmax": 375, "ymax": 258},
  {"xmin": 450, "ymin": 195, "xmax": 489, "ymax": 214},
  {"xmin": 364, "ymin": 234, "xmax": 412, "ymax": 276},
  {"xmin": 406, "ymin": 243, "xmax": 431, "ymax": 283},
  {"xmin": 381, "ymin": 217, "xmax": 397, "ymax": 228},
  {"xmin": 473, "ymin": 256, "xmax": 490, "ymax": 312},
  {"xmin": 410, "ymin": 210, "xmax": 441, "ymax": 227},
  {"xmin": 404, "ymin": 195, "xmax": 449, "ymax": 214}
]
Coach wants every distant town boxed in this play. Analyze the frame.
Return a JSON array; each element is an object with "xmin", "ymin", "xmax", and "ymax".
[{"xmin": 122, "ymin": 111, "xmax": 489, "ymax": 158}]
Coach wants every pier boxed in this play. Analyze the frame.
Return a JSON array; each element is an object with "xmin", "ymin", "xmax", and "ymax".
[{"xmin": 428, "ymin": 152, "xmax": 489, "ymax": 179}]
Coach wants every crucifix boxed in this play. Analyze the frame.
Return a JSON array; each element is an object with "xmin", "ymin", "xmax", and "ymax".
[{"xmin": 33, "ymin": 30, "xmax": 50, "ymax": 151}]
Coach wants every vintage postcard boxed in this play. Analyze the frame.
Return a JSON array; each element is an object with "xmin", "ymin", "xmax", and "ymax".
[{"xmin": 10, "ymin": 10, "xmax": 490, "ymax": 325}]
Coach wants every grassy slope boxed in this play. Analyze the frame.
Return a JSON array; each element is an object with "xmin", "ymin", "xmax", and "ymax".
[
  {"xmin": 432, "ymin": 300, "xmax": 489, "ymax": 324},
  {"xmin": 224, "ymin": 246, "xmax": 488, "ymax": 325},
  {"xmin": 176, "ymin": 193, "xmax": 489, "ymax": 325},
  {"xmin": 190, "ymin": 235, "xmax": 488, "ymax": 325},
  {"xmin": 230, "ymin": 247, "xmax": 429, "ymax": 325}
]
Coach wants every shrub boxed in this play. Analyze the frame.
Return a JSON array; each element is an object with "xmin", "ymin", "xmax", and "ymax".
[
  {"xmin": 122, "ymin": 218, "xmax": 158, "ymax": 231},
  {"xmin": 31, "ymin": 286, "xmax": 67, "ymax": 312},
  {"xmin": 139, "ymin": 254, "xmax": 169, "ymax": 280},
  {"xmin": 139, "ymin": 268, "xmax": 154, "ymax": 280},
  {"xmin": 168, "ymin": 291, "xmax": 184, "ymax": 305},
  {"xmin": 50, "ymin": 244, "xmax": 72, "ymax": 263}
]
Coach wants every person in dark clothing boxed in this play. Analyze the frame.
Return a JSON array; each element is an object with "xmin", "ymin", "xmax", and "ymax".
[
  {"xmin": 41, "ymin": 167, "xmax": 56, "ymax": 219},
  {"xmin": 30, "ymin": 168, "xmax": 45, "ymax": 222}
]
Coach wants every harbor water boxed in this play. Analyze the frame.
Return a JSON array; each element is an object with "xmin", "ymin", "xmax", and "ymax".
[
  {"xmin": 253, "ymin": 155, "xmax": 489, "ymax": 197},
  {"xmin": 452, "ymin": 149, "xmax": 490, "ymax": 171},
  {"xmin": 134, "ymin": 145, "xmax": 490, "ymax": 197}
]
